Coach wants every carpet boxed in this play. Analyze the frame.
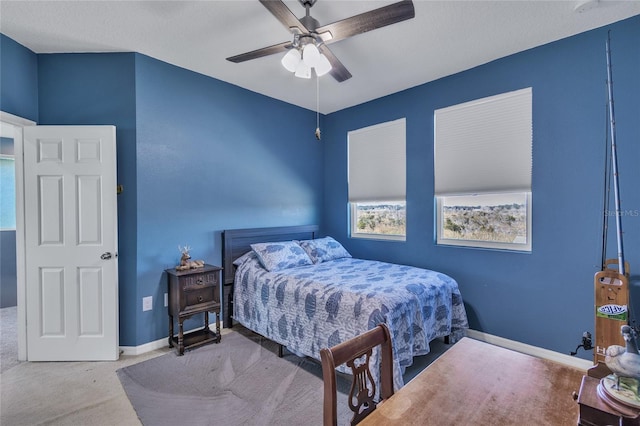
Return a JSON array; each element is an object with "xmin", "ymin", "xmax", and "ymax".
[
  {"xmin": 0, "ymin": 306, "xmax": 20, "ymax": 373},
  {"xmin": 117, "ymin": 327, "xmax": 353, "ymax": 425}
]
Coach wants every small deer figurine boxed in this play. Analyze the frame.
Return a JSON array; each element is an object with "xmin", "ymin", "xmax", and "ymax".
[{"xmin": 176, "ymin": 245, "xmax": 205, "ymax": 271}]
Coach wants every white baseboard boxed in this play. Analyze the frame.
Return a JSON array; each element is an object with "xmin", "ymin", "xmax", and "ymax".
[
  {"xmin": 465, "ymin": 329, "xmax": 593, "ymax": 371},
  {"xmin": 120, "ymin": 336, "xmax": 169, "ymax": 356}
]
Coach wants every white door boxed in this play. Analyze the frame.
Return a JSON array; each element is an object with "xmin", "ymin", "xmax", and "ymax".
[{"xmin": 23, "ymin": 126, "xmax": 119, "ymax": 361}]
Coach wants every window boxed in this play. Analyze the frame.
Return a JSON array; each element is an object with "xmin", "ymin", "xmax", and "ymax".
[
  {"xmin": 348, "ymin": 118, "xmax": 406, "ymax": 241},
  {"xmin": 0, "ymin": 154, "xmax": 16, "ymax": 230},
  {"xmin": 434, "ymin": 88, "xmax": 532, "ymax": 251}
]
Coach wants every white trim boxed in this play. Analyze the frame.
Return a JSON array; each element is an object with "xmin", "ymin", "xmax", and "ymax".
[
  {"xmin": 1, "ymin": 111, "xmax": 36, "ymax": 362},
  {"xmin": 466, "ymin": 329, "xmax": 593, "ymax": 371},
  {"xmin": 0, "ymin": 111, "xmax": 35, "ymax": 129},
  {"xmin": 14, "ymin": 126, "xmax": 26, "ymax": 362},
  {"xmin": 120, "ymin": 337, "xmax": 169, "ymax": 356},
  {"xmin": 350, "ymin": 232, "xmax": 405, "ymax": 242}
]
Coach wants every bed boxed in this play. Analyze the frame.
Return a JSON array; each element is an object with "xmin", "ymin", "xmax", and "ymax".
[{"xmin": 222, "ymin": 225, "xmax": 469, "ymax": 391}]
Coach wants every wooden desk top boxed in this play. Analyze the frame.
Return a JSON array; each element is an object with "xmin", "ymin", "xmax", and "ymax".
[{"xmin": 360, "ymin": 337, "xmax": 585, "ymax": 426}]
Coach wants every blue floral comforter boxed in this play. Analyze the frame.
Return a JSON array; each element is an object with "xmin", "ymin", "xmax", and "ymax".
[{"xmin": 233, "ymin": 255, "xmax": 468, "ymax": 391}]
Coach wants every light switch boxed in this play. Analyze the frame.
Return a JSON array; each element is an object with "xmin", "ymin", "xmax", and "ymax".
[{"xmin": 142, "ymin": 296, "xmax": 153, "ymax": 311}]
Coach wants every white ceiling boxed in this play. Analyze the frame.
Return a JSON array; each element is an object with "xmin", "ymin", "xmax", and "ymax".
[{"xmin": 1, "ymin": 1, "xmax": 639, "ymax": 114}]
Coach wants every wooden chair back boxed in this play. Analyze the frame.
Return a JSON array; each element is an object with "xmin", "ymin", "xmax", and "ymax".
[{"xmin": 320, "ymin": 324, "xmax": 394, "ymax": 426}]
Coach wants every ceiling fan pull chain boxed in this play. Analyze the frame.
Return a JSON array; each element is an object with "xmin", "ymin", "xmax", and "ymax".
[{"xmin": 315, "ymin": 75, "xmax": 321, "ymax": 140}]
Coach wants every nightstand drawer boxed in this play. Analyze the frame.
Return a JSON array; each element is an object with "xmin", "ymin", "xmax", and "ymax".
[
  {"xmin": 182, "ymin": 271, "xmax": 218, "ymax": 289},
  {"xmin": 184, "ymin": 286, "xmax": 215, "ymax": 307}
]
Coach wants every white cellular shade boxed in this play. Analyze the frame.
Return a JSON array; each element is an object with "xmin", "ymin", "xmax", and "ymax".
[
  {"xmin": 434, "ymin": 88, "xmax": 532, "ymax": 195},
  {"xmin": 348, "ymin": 118, "xmax": 406, "ymax": 202}
]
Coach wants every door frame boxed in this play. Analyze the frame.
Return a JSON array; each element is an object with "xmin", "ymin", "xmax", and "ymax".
[{"xmin": 1, "ymin": 111, "xmax": 36, "ymax": 361}]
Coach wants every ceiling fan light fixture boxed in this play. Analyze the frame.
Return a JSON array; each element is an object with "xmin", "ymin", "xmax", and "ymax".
[
  {"xmin": 294, "ymin": 61, "xmax": 312, "ymax": 79},
  {"xmin": 302, "ymin": 43, "xmax": 320, "ymax": 67},
  {"xmin": 281, "ymin": 49, "xmax": 301, "ymax": 72},
  {"xmin": 281, "ymin": 41, "xmax": 331, "ymax": 78},
  {"xmin": 315, "ymin": 53, "xmax": 332, "ymax": 77}
]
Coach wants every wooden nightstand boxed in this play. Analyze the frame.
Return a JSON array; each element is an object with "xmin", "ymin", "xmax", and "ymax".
[
  {"xmin": 576, "ymin": 363, "xmax": 640, "ymax": 425},
  {"xmin": 166, "ymin": 264, "xmax": 222, "ymax": 355}
]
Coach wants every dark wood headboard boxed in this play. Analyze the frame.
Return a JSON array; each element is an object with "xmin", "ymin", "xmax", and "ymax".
[{"xmin": 221, "ymin": 224, "xmax": 319, "ymax": 327}]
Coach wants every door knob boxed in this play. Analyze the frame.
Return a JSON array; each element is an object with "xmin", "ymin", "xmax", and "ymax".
[{"xmin": 101, "ymin": 252, "xmax": 113, "ymax": 260}]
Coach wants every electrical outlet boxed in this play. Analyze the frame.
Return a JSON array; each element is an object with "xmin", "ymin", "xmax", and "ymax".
[
  {"xmin": 142, "ymin": 296, "xmax": 153, "ymax": 312},
  {"xmin": 164, "ymin": 293, "xmax": 168, "ymax": 307}
]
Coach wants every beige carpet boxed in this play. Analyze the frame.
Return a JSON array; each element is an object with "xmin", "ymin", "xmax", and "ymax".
[
  {"xmin": 0, "ymin": 306, "xmax": 170, "ymax": 426},
  {"xmin": 1, "ymin": 306, "xmax": 19, "ymax": 373}
]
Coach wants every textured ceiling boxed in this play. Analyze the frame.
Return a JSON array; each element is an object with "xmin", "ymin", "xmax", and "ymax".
[{"xmin": 1, "ymin": 1, "xmax": 639, "ymax": 114}]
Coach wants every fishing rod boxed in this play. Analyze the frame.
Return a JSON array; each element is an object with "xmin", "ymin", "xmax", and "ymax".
[
  {"xmin": 605, "ymin": 30, "xmax": 625, "ymax": 276},
  {"xmin": 600, "ymin": 97, "xmax": 611, "ymax": 271},
  {"xmin": 592, "ymin": 31, "xmax": 631, "ymax": 364}
]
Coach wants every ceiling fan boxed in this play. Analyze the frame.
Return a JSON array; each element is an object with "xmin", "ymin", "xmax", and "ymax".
[{"xmin": 226, "ymin": 0, "xmax": 415, "ymax": 82}]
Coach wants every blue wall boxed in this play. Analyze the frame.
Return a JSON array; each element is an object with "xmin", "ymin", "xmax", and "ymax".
[
  {"xmin": 322, "ymin": 16, "xmax": 640, "ymax": 359},
  {"xmin": 0, "ymin": 228, "xmax": 16, "ymax": 308},
  {"xmin": 0, "ymin": 34, "xmax": 38, "ymax": 122},
  {"xmin": 133, "ymin": 55, "xmax": 322, "ymax": 344}
]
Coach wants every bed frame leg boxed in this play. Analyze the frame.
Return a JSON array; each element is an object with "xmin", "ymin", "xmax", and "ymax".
[
  {"xmin": 278, "ymin": 344, "xmax": 284, "ymax": 358},
  {"xmin": 444, "ymin": 335, "xmax": 450, "ymax": 345}
]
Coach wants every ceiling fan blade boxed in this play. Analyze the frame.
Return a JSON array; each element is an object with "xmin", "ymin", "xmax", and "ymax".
[
  {"xmin": 226, "ymin": 41, "xmax": 292, "ymax": 63},
  {"xmin": 316, "ymin": 0, "xmax": 415, "ymax": 44},
  {"xmin": 318, "ymin": 45, "xmax": 352, "ymax": 82},
  {"xmin": 259, "ymin": 0, "xmax": 308, "ymax": 34}
]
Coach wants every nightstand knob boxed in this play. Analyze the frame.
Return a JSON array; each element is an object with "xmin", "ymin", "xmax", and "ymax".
[
  {"xmin": 196, "ymin": 278, "xmax": 204, "ymax": 285},
  {"xmin": 198, "ymin": 296, "xmax": 204, "ymax": 302}
]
